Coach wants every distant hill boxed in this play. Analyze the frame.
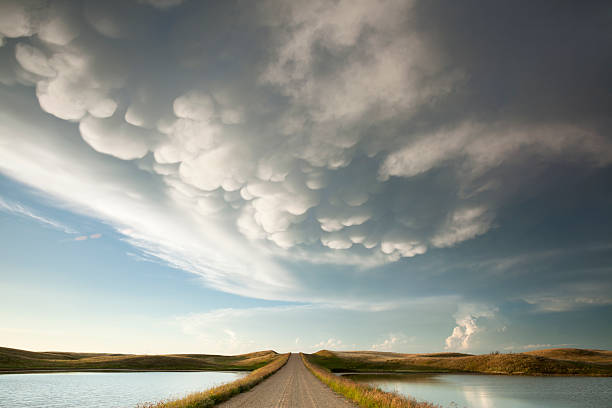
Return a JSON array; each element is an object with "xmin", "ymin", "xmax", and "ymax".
[
  {"xmin": 0, "ymin": 346, "xmax": 278, "ymax": 373},
  {"xmin": 523, "ymin": 348, "xmax": 612, "ymax": 364},
  {"xmin": 309, "ymin": 348, "xmax": 612, "ymax": 376}
]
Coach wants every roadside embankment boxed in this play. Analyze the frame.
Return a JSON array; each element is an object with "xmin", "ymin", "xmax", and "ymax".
[
  {"xmin": 139, "ymin": 353, "xmax": 290, "ymax": 408},
  {"xmin": 302, "ymin": 353, "xmax": 440, "ymax": 408}
]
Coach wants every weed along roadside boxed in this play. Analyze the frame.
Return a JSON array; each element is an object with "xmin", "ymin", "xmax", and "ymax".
[
  {"xmin": 139, "ymin": 353, "xmax": 290, "ymax": 408},
  {"xmin": 301, "ymin": 353, "xmax": 440, "ymax": 408}
]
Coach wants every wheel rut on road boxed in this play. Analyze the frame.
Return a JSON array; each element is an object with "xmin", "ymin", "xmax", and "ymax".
[{"xmin": 218, "ymin": 353, "xmax": 356, "ymax": 408}]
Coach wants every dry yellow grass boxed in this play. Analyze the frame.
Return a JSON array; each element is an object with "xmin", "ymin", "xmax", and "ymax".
[
  {"xmin": 523, "ymin": 348, "xmax": 612, "ymax": 365},
  {"xmin": 0, "ymin": 346, "xmax": 277, "ymax": 373},
  {"xmin": 302, "ymin": 353, "xmax": 440, "ymax": 408},
  {"xmin": 311, "ymin": 348, "xmax": 612, "ymax": 376},
  {"xmin": 139, "ymin": 353, "xmax": 290, "ymax": 408}
]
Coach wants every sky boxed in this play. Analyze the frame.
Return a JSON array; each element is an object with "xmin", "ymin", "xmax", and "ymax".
[{"xmin": 0, "ymin": 0, "xmax": 611, "ymax": 355}]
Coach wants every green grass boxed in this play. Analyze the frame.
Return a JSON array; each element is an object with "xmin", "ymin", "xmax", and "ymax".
[
  {"xmin": 139, "ymin": 353, "xmax": 290, "ymax": 408},
  {"xmin": 0, "ymin": 346, "xmax": 278, "ymax": 373},
  {"xmin": 308, "ymin": 348, "xmax": 612, "ymax": 376},
  {"xmin": 302, "ymin": 353, "xmax": 440, "ymax": 408}
]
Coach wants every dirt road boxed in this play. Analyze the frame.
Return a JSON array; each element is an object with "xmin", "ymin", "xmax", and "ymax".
[{"xmin": 218, "ymin": 353, "xmax": 356, "ymax": 408}]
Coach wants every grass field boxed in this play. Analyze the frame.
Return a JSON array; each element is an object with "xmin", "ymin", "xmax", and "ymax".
[
  {"xmin": 302, "ymin": 353, "xmax": 439, "ymax": 408},
  {"xmin": 307, "ymin": 348, "xmax": 612, "ymax": 376},
  {"xmin": 0, "ymin": 346, "xmax": 278, "ymax": 373}
]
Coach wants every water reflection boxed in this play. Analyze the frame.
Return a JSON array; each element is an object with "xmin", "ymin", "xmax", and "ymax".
[
  {"xmin": 0, "ymin": 371, "xmax": 246, "ymax": 408},
  {"xmin": 344, "ymin": 373, "xmax": 612, "ymax": 408}
]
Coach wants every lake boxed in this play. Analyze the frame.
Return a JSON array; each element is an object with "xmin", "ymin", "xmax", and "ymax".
[
  {"xmin": 344, "ymin": 373, "xmax": 612, "ymax": 408},
  {"xmin": 0, "ymin": 371, "xmax": 247, "ymax": 408}
]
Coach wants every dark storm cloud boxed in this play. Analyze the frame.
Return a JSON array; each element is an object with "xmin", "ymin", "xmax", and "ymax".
[{"xmin": 423, "ymin": 1, "xmax": 612, "ymax": 123}]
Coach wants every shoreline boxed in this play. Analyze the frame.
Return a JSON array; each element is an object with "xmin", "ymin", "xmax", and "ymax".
[
  {"xmin": 335, "ymin": 370, "xmax": 612, "ymax": 377},
  {"xmin": 0, "ymin": 368, "xmax": 250, "ymax": 375}
]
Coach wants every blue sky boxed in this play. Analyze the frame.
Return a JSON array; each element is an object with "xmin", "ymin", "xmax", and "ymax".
[{"xmin": 0, "ymin": 0, "xmax": 611, "ymax": 355}]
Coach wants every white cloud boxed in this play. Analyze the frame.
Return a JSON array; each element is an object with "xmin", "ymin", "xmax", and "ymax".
[
  {"xmin": 523, "ymin": 295, "xmax": 612, "ymax": 313},
  {"xmin": 15, "ymin": 43, "xmax": 56, "ymax": 77},
  {"xmin": 73, "ymin": 233, "xmax": 102, "ymax": 241},
  {"xmin": 379, "ymin": 123, "xmax": 612, "ymax": 182},
  {"xmin": 0, "ymin": 196, "xmax": 76, "ymax": 234},
  {"xmin": 0, "ymin": 0, "xmax": 41, "ymax": 38},
  {"xmin": 0, "ymin": 98, "xmax": 295, "ymax": 302},
  {"xmin": 371, "ymin": 333, "xmax": 415, "ymax": 351},
  {"xmin": 0, "ymin": 1, "xmax": 78, "ymax": 45},
  {"xmin": 173, "ymin": 91, "xmax": 215, "ymax": 121},
  {"xmin": 431, "ymin": 206, "xmax": 493, "ymax": 248},
  {"xmin": 504, "ymin": 343, "xmax": 576, "ymax": 351},
  {"xmin": 179, "ymin": 144, "xmax": 253, "ymax": 192},
  {"xmin": 312, "ymin": 338, "xmax": 343, "ymax": 350},
  {"xmin": 445, "ymin": 304, "xmax": 497, "ymax": 351},
  {"xmin": 79, "ymin": 115, "xmax": 152, "ymax": 160},
  {"xmin": 36, "ymin": 51, "xmax": 122, "ymax": 121}
]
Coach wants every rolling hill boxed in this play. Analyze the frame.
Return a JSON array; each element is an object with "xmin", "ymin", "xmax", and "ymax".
[
  {"xmin": 0, "ymin": 346, "xmax": 278, "ymax": 373},
  {"xmin": 308, "ymin": 348, "xmax": 612, "ymax": 376}
]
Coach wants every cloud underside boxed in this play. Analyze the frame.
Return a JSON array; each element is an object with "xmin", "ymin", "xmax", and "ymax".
[{"xmin": 0, "ymin": 0, "xmax": 611, "ymax": 310}]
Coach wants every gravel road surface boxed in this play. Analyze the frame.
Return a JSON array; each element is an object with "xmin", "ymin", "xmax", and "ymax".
[{"xmin": 218, "ymin": 353, "xmax": 356, "ymax": 408}]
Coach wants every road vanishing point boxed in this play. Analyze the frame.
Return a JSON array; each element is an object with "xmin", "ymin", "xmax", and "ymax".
[{"xmin": 218, "ymin": 354, "xmax": 357, "ymax": 408}]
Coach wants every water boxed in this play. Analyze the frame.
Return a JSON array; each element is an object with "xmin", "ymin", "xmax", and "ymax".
[
  {"xmin": 0, "ymin": 371, "xmax": 246, "ymax": 408},
  {"xmin": 344, "ymin": 373, "xmax": 612, "ymax": 408}
]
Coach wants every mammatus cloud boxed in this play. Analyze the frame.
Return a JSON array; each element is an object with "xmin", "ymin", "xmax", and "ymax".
[
  {"xmin": 0, "ymin": 0, "xmax": 611, "ymax": 334},
  {"xmin": 1, "ymin": 0, "xmax": 611, "ymax": 270},
  {"xmin": 445, "ymin": 304, "xmax": 497, "ymax": 351}
]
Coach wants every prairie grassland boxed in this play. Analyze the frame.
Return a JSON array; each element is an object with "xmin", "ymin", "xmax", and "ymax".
[
  {"xmin": 0, "ymin": 346, "xmax": 277, "ymax": 373},
  {"xmin": 302, "ymin": 353, "xmax": 440, "ymax": 408},
  {"xmin": 308, "ymin": 348, "xmax": 612, "ymax": 376},
  {"xmin": 139, "ymin": 353, "xmax": 290, "ymax": 408}
]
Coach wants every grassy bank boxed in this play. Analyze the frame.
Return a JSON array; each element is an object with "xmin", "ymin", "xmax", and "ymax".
[
  {"xmin": 302, "ymin": 353, "xmax": 439, "ymax": 408},
  {"xmin": 139, "ymin": 353, "xmax": 290, "ymax": 408},
  {"xmin": 308, "ymin": 348, "xmax": 612, "ymax": 376},
  {"xmin": 0, "ymin": 346, "xmax": 278, "ymax": 373}
]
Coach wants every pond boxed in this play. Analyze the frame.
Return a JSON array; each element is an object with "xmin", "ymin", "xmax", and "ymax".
[
  {"xmin": 0, "ymin": 371, "xmax": 246, "ymax": 408},
  {"xmin": 343, "ymin": 372, "xmax": 612, "ymax": 408}
]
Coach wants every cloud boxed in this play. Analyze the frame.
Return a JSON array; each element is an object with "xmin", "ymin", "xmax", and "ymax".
[
  {"xmin": 504, "ymin": 343, "xmax": 576, "ymax": 351},
  {"xmin": 0, "ymin": 0, "xmax": 611, "ymax": 324},
  {"xmin": 73, "ymin": 233, "xmax": 102, "ymax": 241},
  {"xmin": 523, "ymin": 295, "xmax": 612, "ymax": 313},
  {"xmin": 1, "ymin": 0, "xmax": 610, "ymax": 272},
  {"xmin": 0, "ymin": 0, "xmax": 80, "ymax": 45},
  {"xmin": 175, "ymin": 305, "xmax": 320, "ymax": 354},
  {"xmin": 370, "ymin": 333, "xmax": 415, "ymax": 351},
  {"xmin": 431, "ymin": 206, "xmax": 493, "ymax": 248},
  {"xmin": 0, "ymin": 196, "xmax": 76, "ymax": 234},
  {"xmin": 137, "ymin": 0, "xmax": 185, "ymax": 9},
  {"xmin": 79, "ymin": 115, "xmax": 153, "ymax": 160},
  {"xmin": 312, "ymin": 338, "xmax": 343, "ymax": 350},
  {"xmin": 445, "ymin": 304, "xmax": 497, "ymax": 351}
]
